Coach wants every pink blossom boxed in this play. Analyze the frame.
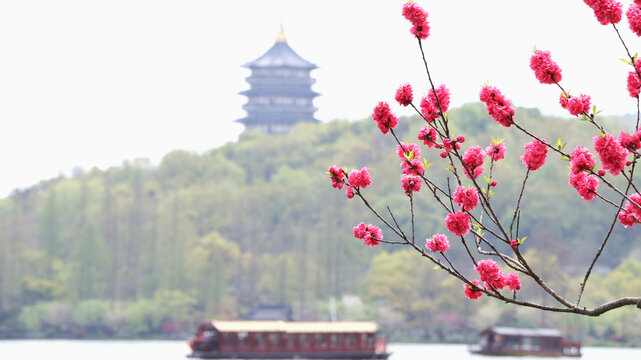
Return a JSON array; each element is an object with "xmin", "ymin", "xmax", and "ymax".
[
  {"xmin": 347, "ymin": 167, "xmax": 372, "ymax": 189},
  {"xmin": 636, "ymin": 0, "xmax": 641, "ymax": 5},
  {"xmin": 627, "ymin": 62, "xmax": 641, "ymax": 98},
  {"xmin": 397, "ymin": 143, "xmax": 421, "ymax": 160},
  {"xmin": 372, "ymin": 102, "xmax": 399, "ymax": 134},
  {"xmin": 618, "ymin": 193, "xmax": 641, "ymax": 227},
  {"xmin": 410, "ymin": 24, "xmax": 430, "ymax": 40},
  {"xmin": 353, "ymin": 222, "xmax": 383, "ymax": 247},
  {"xmin": 328, "ymin": 165, "xmax": 345, "ymax": 189},
  {"xmin": 418, "ymin": 126, "xmax": 440, "ymax": 148},
  {"xmin": 485, "ymin": 275, "xmax": 507, "ymax": 291},
  {"xmin": 618, "ymin": 131, "xmax": 641, "ymax": 151},
  {"xmin": 425, "ymin": 233, "xmax": 450, "ymax": 253},
  {"xmin": 521, "ymin": 139, "xmax": 548, "ymax": 171},
  {"xmin": 445, "ymin": 211, "xmax": 471, "ymax": 237},
  {"xmin": 402, "ymin": 2, "xmax": 428, "ymax": 26},
  {"xmin": 475, "ymin": 259, "xmax": 502, "ymax": 283},
  {"xmin": 570, "ymin": 146, "xmax": 596, "ymax": 174},
  {"xmin": 443, "ymin": 138, "xmax": 454, "ymax": 151},
  {"xmin": 402, "ymin": 2, "xmax": 430, "ymax": 39},
  {"xmin": 400, "ymin": 174, "xmax": 422, "ymax": 196},
  {"xmin": 559, "ymin": 92, "xmax": 591, "ymax": 116},
  {"xmin": 504, "ymin": 273, "xmax": 522, "ymax": 291},
  {"xmin": 453, "ymin": 186, "xmax": 479, "ymax": 212},
  {"xmin": 346, "ymin": 187, "xmax": 354, "ymax": 199},
  {"xmin": 463, "ymin": 280, "xmax": 483, "ymax": 300},
  {"xmin": 420, "ymin": 85, "xmax": 450, "ymax": 121},
  {"xmin": 462, "ymin": 145, "xmax": 485, "ymax": 179},
  {"xmin": 395, "ymin": 83, "xmax": 413, "ymax": 106},
  {"xmin": 627, "ymin": 4, "xmax": 641, "ymax": 36},
  {"xmin": 401, "ymin": 158, "xmax": 426, "ymax": 176},
  {"xmin": 530, "ymin": 50, "xmax": 562, "ymax": 84},
  {"xmin": 583, "ymin": 0, "xmax": 623, "ymax": 25},
  {"xmin": 594, "ymin": 133, "xmax": 629, "ymax": 175},
  {"xmin": 569, "ymin": 172, "xmax": 599, "ymax": 201},
  {"xmin": 479, "ymin": 85, "xmax": 515, "ymax": 127},
  {"xmin": 510, "ymin": 240, "xmax": 518, "ymax": 248},
  {"xmin": 486, "ymin": 141, "xmax": 506, "ymax": 161},
  {"xmin": 490, "ymin": 180, "xmax": 498, "ymax": 187}
]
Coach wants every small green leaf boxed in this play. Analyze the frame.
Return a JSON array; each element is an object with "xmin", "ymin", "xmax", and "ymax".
[
  {"xmin": 425, "ymin": 163, "xmax": 433, "ymax": 170},
  {"xmin": 634, "ymin": 53, "xmax": 638, "ymax": 62},
  {"xmin": 518, "ymin": 236, "xmax": 527, "ymax": 245},
  {"xmin": 484, "ymin": 176, "xmax": 491, "ymax": 184},
  {"xmin": 433, "ymin": 265, "xmax": 442, "ymax": 270},
  {"xmin": 620, "ymin": 58, "xmax": 633, "ymax": 65},
  {"xmin": 561, "ymin": 156, "xmax": 570, "ymax": 161}
]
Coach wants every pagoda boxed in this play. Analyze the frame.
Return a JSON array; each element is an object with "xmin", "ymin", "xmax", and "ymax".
[{"xmin": 236, "ymin": 27, "xmax": 319, "ymax": 134}]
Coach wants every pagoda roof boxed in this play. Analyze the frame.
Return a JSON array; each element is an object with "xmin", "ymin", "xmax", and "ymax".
[
  {"xmin": 239, "ymin": 87, "xmax": 320, "ymax": 97},
  {"xmin": 244, "ymin": 40, "xmax": 316, "ymax": 70},
  {"xmin": 236, "ymin": 114, "xmax": 319, "ymax": 125}
]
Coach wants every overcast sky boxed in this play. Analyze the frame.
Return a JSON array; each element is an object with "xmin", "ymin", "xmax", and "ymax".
[{"xmin": 1, "ymin": 0, "xmax": 640, "ymax": 197}]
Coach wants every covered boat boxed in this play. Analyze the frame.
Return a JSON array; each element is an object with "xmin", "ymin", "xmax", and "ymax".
[
  {"xmin": 187, "ymin": 320, "xmax": 389, "ymax": 359},
  {"xmin": 469, "ymin": 326, "xmax": 581, "ymax": 357}
]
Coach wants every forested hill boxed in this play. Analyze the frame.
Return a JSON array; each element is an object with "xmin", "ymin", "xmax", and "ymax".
[{"xmin": 1, "ymin": 102, "xmax": 640, "ymax": 343}]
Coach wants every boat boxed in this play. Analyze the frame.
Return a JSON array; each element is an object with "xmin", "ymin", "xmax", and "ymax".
[
  {"xmin": 187, "ymin": 320, "xmax": 390, "ymax": 359},
  {"xmin": 468, "ymin": 326, "xmax": 581, "ymax": 357}
]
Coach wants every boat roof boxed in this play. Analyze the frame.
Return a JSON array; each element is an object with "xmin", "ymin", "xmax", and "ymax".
[
  {"xmin": 484, "ymin": 326, "xmax": 562, "ymax": 337},
  {"xmin": 211, "ymin": 320, "xmax": 378, "ymax": 333}
]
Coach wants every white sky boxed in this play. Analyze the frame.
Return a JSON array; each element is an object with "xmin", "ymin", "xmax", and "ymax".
[{"xmin": 1, "ymin": 0, "xmax": 640, "ymax": 197}]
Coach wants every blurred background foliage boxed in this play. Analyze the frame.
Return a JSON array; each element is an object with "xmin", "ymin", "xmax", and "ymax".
[{"xmin": 0, "ymin": 103, "xmax": 640, "ymax": 345}]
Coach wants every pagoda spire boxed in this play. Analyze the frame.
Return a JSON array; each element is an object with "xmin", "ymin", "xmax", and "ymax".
[{"xmin": 276, "ymin": 14, "xmax": 286, "ymax": 42}]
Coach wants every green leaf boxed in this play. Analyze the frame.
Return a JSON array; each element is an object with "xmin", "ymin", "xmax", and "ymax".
[
  {"xmin": 620, "ymin": 58, "xmax": 633, "ymax": 65},
  {"xmin": 561, "ymin": 156, "xmax": 570, "ymax": 161},
  {"xmin": 518, "ymin": 236, "xmax": 527, "ymax": 245},
  {"xmin": 433, "ymin": 265, "xmax": 442, "ymax": 270}
]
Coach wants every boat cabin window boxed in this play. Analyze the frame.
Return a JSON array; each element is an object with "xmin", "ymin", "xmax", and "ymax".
[
  {"xmin": 300, "ymin": 333, "xmax": 311, "ymax": 348},
  {"xmin": 268, "ymin": 332, "xmax": 280, "ymax": 348},
  {"xmin": 362, "ymin": 333, "xmax": 374, "ymax": 347},
  {"xmin": 222, "ymin": 332, "xmax": 235, "ymax": 347},
  {"xmin": 315, "ymin": 333, "xmax": 328, "ymax": 348},
  {"xmin": 522, "ymin": 336, "xmax": 541, "ymax": 351},
  {"xmin": 345, "ymin": 333, "xmax": 356, "ymax": 347},
  {"xmin": 286, "ymin": 334, "xmax": 296, "ymax": 349},
  {"xmin": 544, "ymin": 337, "xmax": 560, "ymax": 349},
  {"xmin": 330, "ymin": 333, "xmax": 340, "ymax": 348},
  {"xmin": 503, "ymin": 336, "xmax": 520, "ymax": 349},
  {"xmin": 254, "ymin": 332, "xmax": 266, "ymax": 349},
  {"xmin": 238, "ymin": 331, "xmax": 249, "ymax": 348}
]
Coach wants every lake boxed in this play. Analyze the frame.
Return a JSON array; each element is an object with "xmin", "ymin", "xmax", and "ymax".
[{"xmin": 0, "ymin": 340, "xmax": 639, "ymax": 360}]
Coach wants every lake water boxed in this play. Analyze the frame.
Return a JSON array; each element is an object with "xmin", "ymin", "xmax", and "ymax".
[{"xmin": 0, "ymin": 340, "xmax": 639, "ymax": 360}]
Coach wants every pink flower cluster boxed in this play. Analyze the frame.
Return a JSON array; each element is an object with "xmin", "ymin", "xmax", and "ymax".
[
  {"xmin": 583, "ymin": 0, "xmax": 623, "ymax": 25},
  {"xmin": 402, "ymin": 1, "xmax": 430, "ymax": 39},
  {"xmin": 486, "ymin": 141, "xmax": 506, "ymax": 162},
  {"xmin": 521, "ymin": 139, "xmax": 548, "ymax": 171},
  {"xmin": 570, "ymin": 146, "xmax": 596, "ymax": 174},
  {"xmin": 328, "ymin": 166, "xmax": 344, "ymax": 189},
  {"xmin": 569, "ymin": 172, "xmax": 599, "ymax": 201},
  {"xmin": 398, "ymin": 143, "xmax": 425, "ymax": 176},
  {"xmin": 627, "ymin": 60, "xmax": 641, "ymax": 98},
  {"xmin": 418, "ymin": 126, "xmax": 440, "ymax": 148},
  {"xmin": 347, "ymin": 167, "xmax": 372, "ymax": 189},
  {"xmin": 593, "ymin": 133, "xmax": 629, "ymax": 175},
  {"xmin": 353, "ymin": 222, "xmax": 383, "ymax": 247},
  {"xmin": 425, "ymin": 233, "xmax": 450, "ymax": 253},
  {"xmin": 479, "ymin": 85, "xmax": 515, "ymax": 127},
  {"xmin": 627, "ymin": 4, "xmax": 641, "ymax": 36},
  {"xmin": 618, "ymin": 193, "xmax": 641, "ymax": 227},
  {"xmin": 559, "ymin": 92, "xmax": 591, "ymax": 117},
  {"xmin": 475, "ymin": 259, "xmax": 521, "ymax": 292},
  {"xmin": 401, "ymin": 174, "xmax": 422, "ymax": 196},
  {"xmin": 462, "ymin": 146, "xmax": 485, "ymax": 179},
  {"xmin": 395, "ymin": 83, "xmax": 413, "ymax": 106},
  {"xmin": 530, "ymin": 50, "xmax": 562, "ymax": 84},
  {"xmin": 463, "ymin": 280, "xmax": 483, "ymax": 300},
  {"xmin": 453, "ymin": 186, "xmax": 479, "ymax": 212},
  {"xmin": 372, "ymin": 102, "xmax": 399, "ymax": 134},
  {"xmin": 420, "ymin": 84, "xmax": 451, "ymax": 122},
  {"xmin": 618, "ymin": 130, "xmax": 641, "ymax": 151},
  {"xmin": 445, "ymin": 211, "xmax": 471, "ymax": 237}
]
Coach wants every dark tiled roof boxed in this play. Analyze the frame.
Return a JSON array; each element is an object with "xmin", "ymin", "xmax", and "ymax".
[
  {"xmin": 484, "ymin": 326, "xmax": 562, "ymax": 337},
  {"xmin": 244, "ymin": 41, "xmax": 316, "ymax": 69}
]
